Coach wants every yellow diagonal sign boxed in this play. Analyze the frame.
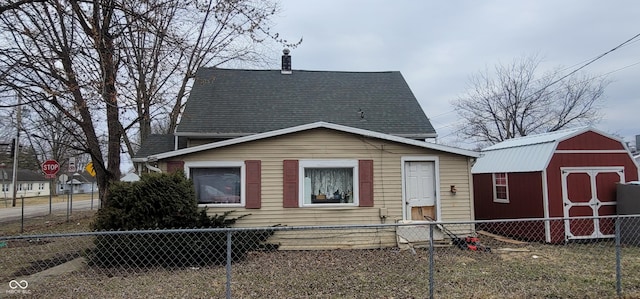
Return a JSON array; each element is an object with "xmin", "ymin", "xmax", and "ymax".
[{"xmin": 85, "ymin": 161, "xmax": 96, "ymax": 177}]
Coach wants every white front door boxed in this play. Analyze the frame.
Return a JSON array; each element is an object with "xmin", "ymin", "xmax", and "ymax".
[{"xmin": 404, "ymin": 161, "xmax": 436, "ymax": 221}]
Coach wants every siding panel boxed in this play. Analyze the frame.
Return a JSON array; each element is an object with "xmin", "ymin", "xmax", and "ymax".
[{"xmin": 161, "ymin": 128, "xmax": 474, "ymax": 236}]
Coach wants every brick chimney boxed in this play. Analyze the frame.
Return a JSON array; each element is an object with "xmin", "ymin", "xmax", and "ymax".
[{"xmin": 281, "ymin": 49, "xmax": 292, "ymax": 74}]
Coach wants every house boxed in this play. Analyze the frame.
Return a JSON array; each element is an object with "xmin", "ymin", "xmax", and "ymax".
[
  {"xmin": 0, "ymin": 168, "xmax": 51, "ymax": 199},
  {"xmin": 471, "ymin": 127, "xmax": 640, "ymax": 243},
  {"xmin": 133, "ymin": 52, "xmax": 479, "ymax": 249},
  {"xmin": 57, "ymin": 171, "xmax": 98, "ymax": 195}
]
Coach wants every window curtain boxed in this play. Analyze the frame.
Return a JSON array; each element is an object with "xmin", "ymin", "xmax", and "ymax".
[{"xmin": 305, "ymin": 168, "xmax": 353, "ymax": 198}]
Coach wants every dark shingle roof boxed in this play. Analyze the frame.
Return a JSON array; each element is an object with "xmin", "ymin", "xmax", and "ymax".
[
  {"xmin": 133, "ymin": 134, "xmax": 187, "ymax": 159},
  {"xmin": 177, "ymin": 68, "xmax": 436, "ymax": 139},
  {"xmin": 0, "ymin": 169, "xmax": 45, "ymax": 181},
  {"xmin": 68, "ymin": 171, "xmax": 97, "ymax": 183}
]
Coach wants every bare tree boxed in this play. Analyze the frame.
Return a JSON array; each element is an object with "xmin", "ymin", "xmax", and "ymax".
[
  {"xmin": 452, "ymin": 55, "xmax": 608, "ymax": 146},
  {"xmin": 22, "ymin": 100, "xmax": 84, "ymax": 169},
  {"xmin": 0, "ymin": 0, "xmax": 128, "ymax": 201},
  {"xmin": 0, "ymin": 0, "xmax": 45, "ymax": 14},
  {"xmin": 117, "ymin": 0, "xmax": 299, "ymax": 156},
  {"xmin": 0, "ymin": 0, "xmax": 297, "ymax": 202}
]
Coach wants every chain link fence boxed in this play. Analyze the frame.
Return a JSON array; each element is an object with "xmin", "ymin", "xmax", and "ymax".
[{"xmin": 1, "ymin": 215, "xmax": 640, "ymax": 298}]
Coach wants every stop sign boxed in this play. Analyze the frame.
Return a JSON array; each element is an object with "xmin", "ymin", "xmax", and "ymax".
[{"xmin": 42, "ymin": 159, "xmax": 60, "ymax": 175}]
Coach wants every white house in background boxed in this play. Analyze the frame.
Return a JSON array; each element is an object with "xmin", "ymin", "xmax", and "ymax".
[
  {"xmin": 0, "ymin": 168, "xmax": 51, "ymax": 199},
  {"xmin": 57, "ymin": 171, "xmax": 98, "ymax": 195}
]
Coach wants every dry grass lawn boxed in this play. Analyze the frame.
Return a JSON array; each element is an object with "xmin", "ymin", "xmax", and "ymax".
[
  {"xmin": 0, "ymin": 193, "xmax": 98, "ymax": 209},
  {"xmin": 1, "ymin": 211, "xmax": 640, "ymax": 298}
]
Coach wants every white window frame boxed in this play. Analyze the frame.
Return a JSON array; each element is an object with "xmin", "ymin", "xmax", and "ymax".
[
  {"xmin": 184, "ymin": 161, "xmax": 246, "ymax": 208},
  {"xmin": 17, "ymin": 184, "xmax": 23, "ymax": 191},
  {"xmin": 298, "ymin": 159, "xmax": 359, "ymax": 207},
  {"xmin": 493, "ymin": 172, "xmax": 509, "ymax": 203},
  {"xmin": 38, "ymin": 183, "xmax": 45, "ymax": 190},
  {"xmin": 1, "ymin": 184, "xmax": 8, "ymax": 192},
  {"xmin": 26, "ymin": 183, "xmax": 33, "ymax": 191}
]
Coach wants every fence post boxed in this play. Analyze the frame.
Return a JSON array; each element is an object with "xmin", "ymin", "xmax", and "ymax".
[
  {"xmin": 615, "ymin": 216, "xmax": 621, "ymax": 297},
  {"xmin": 226, "ymin": 230, "xmax": 232, "ymax": 299},
  {"xmin": 429, "ymin": 223, "xmax": 434, "ymax": 299}
]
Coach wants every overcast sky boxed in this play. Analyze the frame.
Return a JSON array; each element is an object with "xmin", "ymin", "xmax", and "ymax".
[{"xmin": 266, "ymin": 0, "xmax": 640, "ymax": 149}]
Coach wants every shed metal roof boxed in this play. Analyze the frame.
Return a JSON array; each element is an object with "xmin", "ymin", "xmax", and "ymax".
[
  {"xmin": 472, "ymin": 127, "xmax": 590, "ymax": 174},
  {"xmin": 482, "ymin": 127, "xmax": 587, "ymax": 151}
]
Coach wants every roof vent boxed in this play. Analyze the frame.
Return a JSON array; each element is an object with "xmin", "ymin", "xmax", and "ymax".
[{"xmin": 281, "ymin": 49, "xmax": 292, "ymax": 74}]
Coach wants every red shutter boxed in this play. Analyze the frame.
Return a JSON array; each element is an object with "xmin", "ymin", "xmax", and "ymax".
[
  {"xmin": 283, "ymin": 160, "xmax": 299, "ymax": 208},
  {"xmin": 359, "ymin": 160, "xmax": 374, "ymax": 207},
  {"xmin": 166, "ymin": 161, "xmax": 185, "ymax": 173},
  {"xmin": 245, "ymin": 160, "xmax": 261, "ymax": 209}
]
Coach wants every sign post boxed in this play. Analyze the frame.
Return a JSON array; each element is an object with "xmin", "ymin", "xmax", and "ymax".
[
  {"xmin": 0, "ymin": 163, "xmax": 6, "ymax": 208},
  {"xmin": 70, "ymin": 159, "xmax": 77, "ymax": 216},
  {"xmin": 42, "ymin": 160, "xmax": 60, "ymax": 215},
  {"xmin": 59, "ymin": 174, "xmax": 69, "ymax": 222},
  {"xmin": 85, "ymin": 162, "xmax": 97, "ymax": 209}
]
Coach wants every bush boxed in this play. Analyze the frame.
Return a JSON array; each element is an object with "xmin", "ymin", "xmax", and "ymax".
[
  {"xmin": 92, "ymin": 171, "xmax": 198, "ymax": 231},
  {"xmin": 89, "ymin": 171, "xmax": 277, "ymax": 268}
]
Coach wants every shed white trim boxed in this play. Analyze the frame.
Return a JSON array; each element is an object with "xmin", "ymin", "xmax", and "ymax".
[{"xmin": 554, "ymin": 149, "xmax": 628, "ymax": 154}]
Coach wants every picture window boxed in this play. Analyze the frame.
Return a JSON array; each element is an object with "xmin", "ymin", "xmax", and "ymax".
[
  {"xmin": 186, "ymin": 161, "xmax": 245, "ymax": 206},
  {"xmin": 300, "ymin": 160, "xmax": 358, "ymax": 206}
]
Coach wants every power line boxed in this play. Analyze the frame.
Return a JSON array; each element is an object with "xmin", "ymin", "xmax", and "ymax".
[
  {"xmin": 531, "ymin": 32, "xmax": 640, "ymax": 94},
  {"xmin": 429, "ymin": 109, "xmax": 455, "ymax": 119},
  {"xmin": 432, "ymin": 33, "xmax": 640, "ymax": 145},
  {"xmin": 430, "ymin": 33, "xmax": 640, "ymax": 125},
  {"xmin": 599, "ymin": 60, "xmax": 640, "ymax": 77},
  {"xmin": 437, "ymin": 58, "xmax": 640, "ymax": 143}
]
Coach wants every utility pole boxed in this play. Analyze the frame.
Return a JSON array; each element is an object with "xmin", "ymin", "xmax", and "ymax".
[
  {"xmin": 11, "ymin": 94, "xmax": 21, "ymax": 207},
  {"xmin": 0, "ymin": 163, "xmax": 7, "ymax": 207}
]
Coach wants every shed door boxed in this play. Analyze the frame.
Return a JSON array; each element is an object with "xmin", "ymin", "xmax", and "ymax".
[
  {"xmin": 561, "ymin": 167, "xmax": 624, "ymax": 240},
  {"xmin": 404, "ymin": 161, "xmax": 436, "ymax": 221}
]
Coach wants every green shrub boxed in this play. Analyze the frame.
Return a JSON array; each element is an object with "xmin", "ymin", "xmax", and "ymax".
[
  {"xmin": 88, "ymin": 171, "xmax": 277, "ymax": 268},
  {"xmin": 92, "ymin": 171, "xmax": 198, "ymax": 231}
]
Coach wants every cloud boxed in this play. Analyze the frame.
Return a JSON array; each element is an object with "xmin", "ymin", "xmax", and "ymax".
[{"xmin": 272, "ymin": 0, "xmax": 640, "ymax": 146}]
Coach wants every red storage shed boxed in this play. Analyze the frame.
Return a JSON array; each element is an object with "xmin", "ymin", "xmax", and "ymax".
[{"xmin": 472, "ymin": 127, "xmax": 639, "ymax": 243}]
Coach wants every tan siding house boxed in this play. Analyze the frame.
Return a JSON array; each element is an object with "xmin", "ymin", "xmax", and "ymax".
[
  {"xmin": 147, "ymin": 123, "xmax": 478, "ymax": 249},
  {"xmin": 134, "ymin": 64, "xmax": 479, "ymax": 249}
]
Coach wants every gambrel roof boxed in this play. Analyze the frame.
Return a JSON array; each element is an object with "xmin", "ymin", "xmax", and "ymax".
[
  {"xmin": 471, "ymin": 127, "xmax": 632, "ymax": 174},
  {"xmin": 176, "ymin": 68, "xmax": 436, "ymax": 140}
]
